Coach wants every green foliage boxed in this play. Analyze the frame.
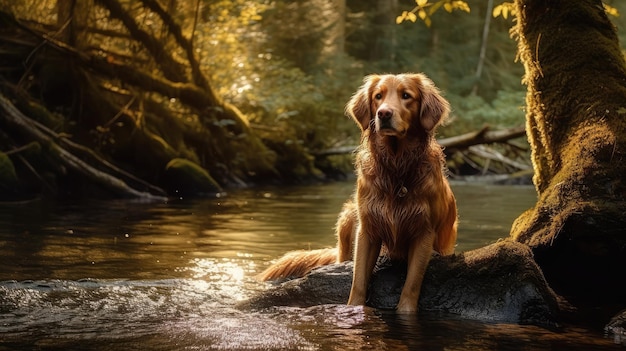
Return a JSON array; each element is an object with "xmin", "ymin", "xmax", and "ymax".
[
  {"xmin": 444, "ymin": 90, "xmax": 526, "ymax": 135},
  {"xmin": 200, "ymin": 0, "xmax": 361, "ymax": 155}
]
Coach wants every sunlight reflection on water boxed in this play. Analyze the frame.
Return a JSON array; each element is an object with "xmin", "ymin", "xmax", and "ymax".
[
  {"xmin": 167, "ymin": 309, "xmax": 318, "ymax": 350},
  {"xmin": 184, "ymin": 257, "xmax": 253, "ymax": 302},
  {"xmin": 0, "ymin": 182, "xmax": 621, "ymax": 350}
]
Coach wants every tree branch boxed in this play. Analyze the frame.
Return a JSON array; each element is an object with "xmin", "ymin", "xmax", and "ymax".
[
  {"xmin": 139, "ymin": 0, "xmax": 210, "ymax": 90},
  {"xmin": 94, "ymin": 0, "xmax": 187, "ymax": 83}
]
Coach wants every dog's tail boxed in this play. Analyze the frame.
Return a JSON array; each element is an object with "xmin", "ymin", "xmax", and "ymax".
[{"xmin": 257, "ymin": 248, "xmax": 338, "ymax": 281}]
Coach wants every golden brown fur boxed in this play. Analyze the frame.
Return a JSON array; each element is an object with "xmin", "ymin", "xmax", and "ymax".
[
  {"xmin": 256, "ymin": 248, "xmax": 337, "ymax": 281},
  {"xmin": 259, "ymin": 73, "xmax": 457, "ymax": 313}
]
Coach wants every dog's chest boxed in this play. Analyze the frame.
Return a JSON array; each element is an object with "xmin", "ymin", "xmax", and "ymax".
[{"xmin": 363, "ymin": 182, "xmax": 431, "ymax": 250}]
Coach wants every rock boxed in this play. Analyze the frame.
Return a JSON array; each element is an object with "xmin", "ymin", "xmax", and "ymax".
[
  {"xmin": 163, "ymin": 158, "xmax": 222, "ymax": 196},
  {"xmin": 240, "ymin": 262, "xmax": 353, "ymax": 310},
  {"xmin": 415, "ymin": 240, "xmax": 558, "ymax": 326},
  {"xmin": 241, "ymin": 240, "xmax": 558, "ymax": 326}
]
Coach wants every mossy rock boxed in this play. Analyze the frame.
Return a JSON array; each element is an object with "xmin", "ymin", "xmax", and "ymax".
[
  {"xmin": 241, "ymin": 240, "xmax": 558, "ymax": 326},
  {"xmin": 0, "ymin": 152, "xmax": 19, "ymax": 197},
  {"xmin": 163, "ymin": 158, "xmax": 223, "ymax": 197}
]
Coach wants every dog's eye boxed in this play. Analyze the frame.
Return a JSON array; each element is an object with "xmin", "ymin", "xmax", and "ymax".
[
  {"xmin": 374, "ymin": 93, "xmax": 382, "ymax": 100},
  {"xmin": 402, "ymin": 92, "xmax": 412, "ymax": 100}
]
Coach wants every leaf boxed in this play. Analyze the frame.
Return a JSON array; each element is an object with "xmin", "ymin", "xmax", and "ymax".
[
  {"xmin": 418, "ymin": 9, "xmax": 427, "ymax": 20},
  {"xmin": 424, "ymin": 17, "xmax": 432, "ymax": 28},
  {"xmin": 493, "ymin": 2, "xmax": 516, "ymax": 19},
  {"xmin": 407, "ymin": 12, "xmax": 418, "ymax": 22},
  {"xmin": 443, "ymin": 2, "xmax": 452, "ymax": 13},
  {"xmin": 416, "ymin": 0, "xmax": 428, "ymax": 7},
  {"xmin": 604, "ymin": 4, "xmax": 619, "ymax": 17},
  {"xmin": 454, "ymin": 1, "xmax": 470, "ymax": 13},
  {"xmin": 428, "ymin": 1, "xmax": 444, "ymax": 15},
  {"xmin": 396, "ymin": 15, "xmax": 404, "ymax": 24},
  {"xmin": 493, "ymin": 4, "xmax": 502, "ymax": 18}
]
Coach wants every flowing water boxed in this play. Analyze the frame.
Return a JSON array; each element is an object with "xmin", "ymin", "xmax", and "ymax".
[{"xmin": 0, "ymin": 182, "xmax": 622, "ymax": 350}]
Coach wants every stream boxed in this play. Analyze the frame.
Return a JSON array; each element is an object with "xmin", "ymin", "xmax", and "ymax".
[{"xmin": 0, "ymin": 181, "xmax": 622, "ymax": 350}]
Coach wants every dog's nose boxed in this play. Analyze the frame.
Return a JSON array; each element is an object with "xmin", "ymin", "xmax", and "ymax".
[{"xmin": 377, "ymin": 108, "xmax": 393, "ymax": 120}]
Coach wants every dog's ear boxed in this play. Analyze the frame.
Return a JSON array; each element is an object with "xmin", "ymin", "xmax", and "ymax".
[
  {"xmin": 346, "ymin": 75, "xmax": 379, "ymax": 131},
  {"xmin": 413, "ymin": 74, "xmax": 450, "ymax": 131}
]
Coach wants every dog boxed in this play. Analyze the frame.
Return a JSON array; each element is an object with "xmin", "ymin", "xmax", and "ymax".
[{"xmin": 259, "ymin": 73, "xmax": 458, "ymax": 313}]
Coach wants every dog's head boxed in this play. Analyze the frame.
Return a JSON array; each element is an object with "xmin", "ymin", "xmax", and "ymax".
[{"xmin": 345, "ymin": 73, "xmax": 450, "ymax": 137}]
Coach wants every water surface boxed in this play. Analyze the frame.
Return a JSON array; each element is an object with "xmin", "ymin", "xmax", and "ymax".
[{"xmin": 0, "ymin": 182, "xmax": 621, "ymax": 350}]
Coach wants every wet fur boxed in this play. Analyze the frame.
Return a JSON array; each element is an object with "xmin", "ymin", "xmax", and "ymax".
[{"xmin": 259, "ymin": 73, "xmax": 457, "ymax": 313}]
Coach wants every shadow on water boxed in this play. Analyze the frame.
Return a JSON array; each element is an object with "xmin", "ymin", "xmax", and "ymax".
[{"xmin": 0, "ymin": 182, "xmax": 623, "ymax": 350}]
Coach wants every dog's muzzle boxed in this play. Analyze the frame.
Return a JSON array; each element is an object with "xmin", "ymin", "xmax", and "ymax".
[{"xmin": 376, "ymin": 108, "xmax": 394, "ymax": 129}]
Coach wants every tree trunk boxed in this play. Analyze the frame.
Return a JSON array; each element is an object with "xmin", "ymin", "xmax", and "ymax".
[
  {"xmin": 510, "ymin": 0, "xmax": 626, "ymax": 311},
  {"xmin": 371, "ymin": 0, "xmax": 397, "ymax": 67},
  {"xmin": 319, "ymin": 0, "xmax": 346, "ymax": 60},
  {"xmin": 471, "ymin": 0, "xmax": 494, "ymax": 95}
]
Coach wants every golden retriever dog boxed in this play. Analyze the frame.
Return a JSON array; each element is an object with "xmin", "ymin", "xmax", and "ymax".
[{"xmin": 259, "ymin": 73, "xmax": 457, "ymax": 313}]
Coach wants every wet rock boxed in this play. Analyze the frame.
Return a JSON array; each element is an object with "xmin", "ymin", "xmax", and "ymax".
[
  {"xmin": 240, "ymin": 262, "xmax": 353, "ymax": 310},
  {"xmin": 415, "ymin": 240, "xmax": 558, "ymax": 326},
  {"xmin": 605, "ymin": 309, "xmax": 626, "ymax": 346},
  {"xmin": 241, "ymin": 240, "xmax": 559, "ymax": 326}
]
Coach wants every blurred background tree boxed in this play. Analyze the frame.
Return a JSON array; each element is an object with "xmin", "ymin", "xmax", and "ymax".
[{"xmin": 0, "ymin": 0, "xmax": 625, "ymax": 199}]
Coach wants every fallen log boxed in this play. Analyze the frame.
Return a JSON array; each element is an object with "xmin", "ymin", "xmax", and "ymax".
[
  {"xmin": 241, "ymin": 240, "xmax": 559, "ymax": 327},
  {"xmin": 467, "ymin": 144, "xmax": 531, "ymax": 171},
  {"xmin": 439, "ymin": 125, "xmax": 526, "ymax": 150},
  {"xmin": 311, "ymin": 125, "xmax": 527, "ymax": 157}
]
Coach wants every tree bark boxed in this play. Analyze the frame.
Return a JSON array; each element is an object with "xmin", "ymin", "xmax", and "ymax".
[{"xmin": 510, "ymin": 0, "xmax": 626, "ymax": 310}]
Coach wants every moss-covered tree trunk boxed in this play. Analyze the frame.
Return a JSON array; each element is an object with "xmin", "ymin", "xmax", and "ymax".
[{"xmin": 510, "ymin": 0, "xmax": 626, "ymax": 310}]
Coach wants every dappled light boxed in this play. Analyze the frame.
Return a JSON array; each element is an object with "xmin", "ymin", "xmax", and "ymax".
[{"xmin": 1, "ymin": 0, "xmax": 626, "ymax": 349}]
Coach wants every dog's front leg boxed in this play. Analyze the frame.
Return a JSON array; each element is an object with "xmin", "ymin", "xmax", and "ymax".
[
  {"xmin": 396, "ymin": 231, "xmax": 436, "ymax": 313},
  {"xmin": 347, "ymin": 229, "xmax": 381, "ymax": 306}
]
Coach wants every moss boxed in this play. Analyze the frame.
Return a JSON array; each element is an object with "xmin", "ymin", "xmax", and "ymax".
[
  {"xmin": 16, "ymin": 100, "xmax": 65, "ymax": 131},
  {"xmin": 511, "ymin": 0, "xmax": 626, "ymax": 242},
  {"xmin": 514, "ymin": 0, "xmax": 626, "ymax": 193},
  {"xmin": 511, "ymin": 0, "xmax": 626, "ymax": 309},
  {"xmin": 163, "ymin": 158, "xmax": 223, "ymax": 197},
  {"xmin": 0, "ymin": 152, "xmax": 19, "ymax": 194}
]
